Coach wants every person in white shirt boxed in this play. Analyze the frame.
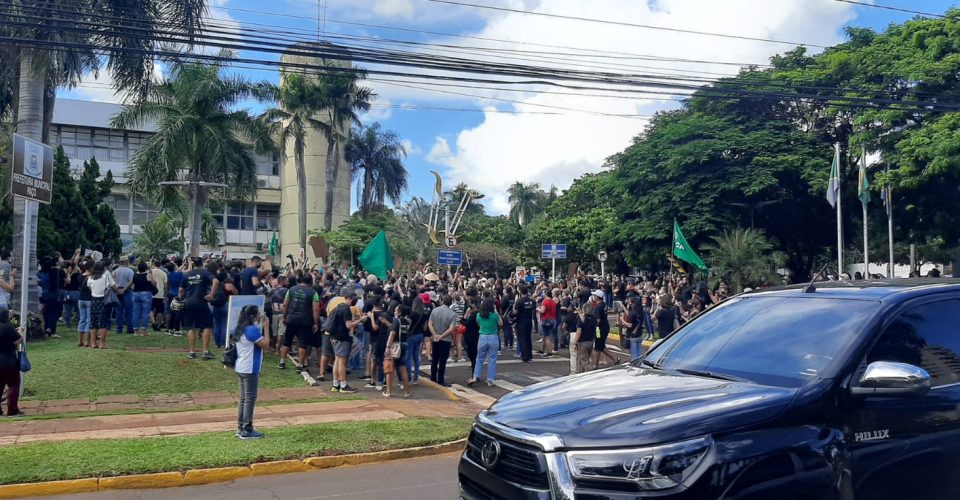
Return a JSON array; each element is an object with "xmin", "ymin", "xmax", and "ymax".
[
  {"xmin": 85, "ymin": 261, "xmax": 116, "ymax": 349},
  {"xmin": 234, "ymin": 304, "xmax": 270, "ymax": 440}
]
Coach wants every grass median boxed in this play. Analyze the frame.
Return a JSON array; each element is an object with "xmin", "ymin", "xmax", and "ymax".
[
  {"xmin": 0, "ymin": 417, "xmax": 473, "ymax": 485},
  {"xmin": 22, "ymin": 330, "xmax": 305, "ymax": 401}
]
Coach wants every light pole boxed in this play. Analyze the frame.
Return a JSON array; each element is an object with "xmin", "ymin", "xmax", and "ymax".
[{"xmin": 158, "ymin": 180, "xmax": 227, "ymax": 257}]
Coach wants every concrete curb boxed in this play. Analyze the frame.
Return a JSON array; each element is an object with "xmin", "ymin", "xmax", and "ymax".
[
  {"xmin": 417, "ymin": 376, "xmax": 463, "ymax": 402},
  {"xmin": 0, "ymin": 439, "xmax": 467, "ymax": 498}
]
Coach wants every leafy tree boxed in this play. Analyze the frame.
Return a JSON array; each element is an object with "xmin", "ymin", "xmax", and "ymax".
[
  {"xmin": 310, "ymin": 210, "xmax": 412, "ymax": 266},
  {"xmin": 507, "ymin": 181, "xmax": 546, "ymax": 227},
  {"xmin": 704, "ymin": 228, "xmax": 784, "ymax": 293},
  {"xmin": 132, "ymin": 214, "xmax": 184, "ymax": 260},
  {"xmin": 113, "ymin": 53, "xmax": 275, "ymax": 256},
  {"xmin": 347, "ymin": 122, "xmax": 408, "ymax": 217},
  {"xmin": 315, "ymin": 67, "xmax": 373, "ymax": 230},
  {"xmin": 262, "ymin": 72, "xmax": 329, "ymax": 251}
]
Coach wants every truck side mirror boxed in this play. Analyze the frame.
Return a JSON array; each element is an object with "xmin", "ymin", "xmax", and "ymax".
[{"xmin": 851, "ymin": 361, "xmax": 931, "ymax": 398}]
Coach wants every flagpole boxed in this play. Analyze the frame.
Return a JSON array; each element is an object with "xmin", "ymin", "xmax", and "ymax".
[
  {"xmin": 886, "ymin": 166, "xmax": 894, "ymax": 278},
  {"xmin": 862, "ymin": 146, "xmax": 869, "ymax": 280},
  {"xmin": 835, "ymin": 143, "xmax": 844, "ymax": 279}
]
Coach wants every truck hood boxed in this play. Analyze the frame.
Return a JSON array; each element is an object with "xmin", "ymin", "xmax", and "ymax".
[{"xmin": 484, "ymin": 365, "xmax": 797, "ymax": 449}]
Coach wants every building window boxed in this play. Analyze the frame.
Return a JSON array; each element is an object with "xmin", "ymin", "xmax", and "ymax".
[
  {"xmin": 256, "ymin": 204, "xmax": 280, "ymax": 231},
  {"xmin": 256, "ymin": 153, "xmax": 280, "ymax": 176},
  {"xmin": 132, "ymin": 198, "xmax": 160, "ymax": 226},
  {"xmin": 227, "ymin": 203, "xmax": 254, "ymax": 230}
]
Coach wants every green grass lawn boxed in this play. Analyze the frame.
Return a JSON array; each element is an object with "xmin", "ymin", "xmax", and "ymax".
[
  {"xmin": 22, "ymin": 329, "xmax": 306, "ymax": 401},
  {"xmin": 0, "ymin": 417, "xmax": 472, "ymax": 485}
]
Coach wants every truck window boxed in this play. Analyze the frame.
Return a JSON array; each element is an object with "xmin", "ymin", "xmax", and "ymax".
[
  {"xmin": 643, "ymin": 296, "xmax": 880, "ymax": 388},
  {"xmin": 866, "ymin": 300, "xmax": 960, "ymax": 387}
]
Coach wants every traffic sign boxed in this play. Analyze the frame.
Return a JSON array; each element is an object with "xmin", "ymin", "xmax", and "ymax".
[
  {"xmin": 541, "ymin": 243, "xmax": 567, "ymax": 259},
  {"xmin": 10, "ymin": 134, "xmax": 53, "ymax": 204},
  {"xmin": 597, "ymin": 250, "xmax": 608, "ymax": 262},
  {"xmin": 445, "ymin": 235, "xmax": 458, "ymax": 248},
  {"xmin": 437, "ymin": 249, "xmax": 463, "ymax": 266}
]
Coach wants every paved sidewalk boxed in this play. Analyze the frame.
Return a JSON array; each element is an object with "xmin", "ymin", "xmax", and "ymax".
[{"xmin": 0, "ymin": 398, "xmax": 476, "ymax": 447}]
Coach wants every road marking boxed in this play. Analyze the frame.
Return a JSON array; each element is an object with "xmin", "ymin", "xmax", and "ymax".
[
  {"xmin": 528, "ymin": 375, "xmax": 552, "ymax": 382},
  {"xmin": 493, "ymin": 380, "xmax": 525, "ymax": 392},
  {"xmin": 450, "ymin": 384, "xmax": 497, "ymax": 408},
  {"xmin": 421, "ymin": 357, "xmax": 568, "ymax": 372}
]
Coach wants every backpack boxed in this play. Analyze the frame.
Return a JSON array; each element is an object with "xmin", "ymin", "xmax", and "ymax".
[{"xmin": 322, "ymin": 303, "xmax": 347, "ymax": 335}]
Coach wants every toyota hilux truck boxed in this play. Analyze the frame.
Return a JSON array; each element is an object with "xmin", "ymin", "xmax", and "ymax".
[{"xmin": 459, "ymin": 280, "xmax": 960, "ymax": 500}]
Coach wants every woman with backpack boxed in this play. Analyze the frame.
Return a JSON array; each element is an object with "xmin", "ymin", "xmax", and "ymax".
[{"xmin": 234, "ymin": 304, "xmax": 270, "ymax": 440}]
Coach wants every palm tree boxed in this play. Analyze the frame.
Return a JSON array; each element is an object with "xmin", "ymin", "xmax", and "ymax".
[
  {"xmin": 261, "ymin": 72, "xmax": 329, "ymax": 250},
  {"xmin": 507, "ymin": 181, "xmax": 546, "ymax": 226},
  {"xmin": 315, "ymin": 69, "xmax": 373, "ymax": 230},
  {"xmin": 398, "ymin": 197, "xmax": 434, "ymax": 262},
  {"xmin": 448, "ymin": 182, "xmax": 486, "ymax": 216},
  {"xmin": 112, "ymin": 53, "xmax": 275, "ymax": 256},
  {"xmin": 346, "ymin": 122, "xmax": 408, "ymax": 217},
  {"xmin": 704, "ymin": 227, "xmax": 780, "ymax": 294}
]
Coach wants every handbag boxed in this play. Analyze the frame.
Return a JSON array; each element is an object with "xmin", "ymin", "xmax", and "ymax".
[
  {"xmin": 19, "ymin": 347, "xmax": 31, "ymax": 373},
  {"xmin": 104, "ymin": 287, "xmax": 119, "ymax": 306},
  {"xmin": 390, "ymin": 342, "xmax": 402, "ymax": 359},
  {"xmin": 222, "ymin": 333, "xmax": 239, "ymax": 368}
]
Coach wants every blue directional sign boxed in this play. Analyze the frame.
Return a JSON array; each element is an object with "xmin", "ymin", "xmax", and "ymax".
[
  {"xmin": 541, "ymin": 244, "xmax": 567, "ymax": 259},
  {"xmin": 437, "ymin": 249, "xmax": 464, "ymax": 266}
]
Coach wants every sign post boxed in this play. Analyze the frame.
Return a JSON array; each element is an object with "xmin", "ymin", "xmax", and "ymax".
[
  {"xmin": 598, "ymin": 250, "xmax": 608, "ymax": 278},
  {"xmin": 541, "ymin": 244, "xmax": 567, "ymax": 283},
  {"xmin": 10, "ymin": 133, "xmax": 54, "ymax": 399}
]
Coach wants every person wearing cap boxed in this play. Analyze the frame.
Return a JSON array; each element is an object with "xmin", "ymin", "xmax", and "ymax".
[
  {"xmin": 112, "ymin": 255, "xmax": 135, "ymax": 335},
  {"xmin": 326, "ymin": 286, "xmax": 363, "ymax": 393},
  {"xmin": 590, "ymin": 289, "xmax": 620, "ymax": 368}
]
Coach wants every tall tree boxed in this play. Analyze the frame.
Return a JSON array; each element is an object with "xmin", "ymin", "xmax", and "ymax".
[
  {"xmin": 6, "ymin": 0, "xmax": 205, "ymax": 309},
  {"xmin": 262, "ymin": 72, "xmax": 328, "ymax": 250},
  {"xmin": 704, "ymin": 228, "xmax": 782, "ymax": 293},
  {"xmin": 346, "ymin": 122, "xmax": 408, "ymax": 217},
  {"xmin": 112, "ymin": 53, "xmax": 275, "ymax": 256},
  {"xmin": 316, "ymin": 69, "xmax": 372, "ymax": 230},
  {"xmin": 507, "ymin": 181, "xmax": 545, "ymax": 227}
]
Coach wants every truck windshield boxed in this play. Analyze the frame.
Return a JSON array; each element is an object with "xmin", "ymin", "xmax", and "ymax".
[{"xmin": 640, "ymin": 296, "xmax": 880, "ymax": 388}]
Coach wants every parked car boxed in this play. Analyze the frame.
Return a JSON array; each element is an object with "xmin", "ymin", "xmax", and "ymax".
[{"xmin": 459, "ymin": 279, "xmax": 960, "ymax": 499}]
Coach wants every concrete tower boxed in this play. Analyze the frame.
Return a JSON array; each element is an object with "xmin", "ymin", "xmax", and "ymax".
[{"xmin": 278, "ymin": 45, "xmax": 353, "ymax": 260}]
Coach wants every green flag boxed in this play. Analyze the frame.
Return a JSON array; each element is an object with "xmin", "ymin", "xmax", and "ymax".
[
  {"xmin": 358, "ymin": 230, "xmax": 394, "ymax": 280},
  {"xmin": 673, "ymin": 220, "xmax": 708, "ymax": 272},
  {"xmin": 268, "ymin": 231, "xmax": 278, "ymax": 257}
]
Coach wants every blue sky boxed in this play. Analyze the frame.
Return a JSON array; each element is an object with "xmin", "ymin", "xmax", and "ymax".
[{"xmin": 63, "ymin": 0, "xmax": 960, "ymax": 214}]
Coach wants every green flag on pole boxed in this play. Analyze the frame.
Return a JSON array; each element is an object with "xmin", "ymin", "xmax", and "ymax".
[
  {"xmin": 673, "ymin": 220, "xmax": 708, "ymax": 272},
  {"xmin": 268, "ymin": 231, "xmax": 278, "ymax": 257},
  {"xmin": 358, "ymin": 230, "xmax": 394, "ymax": 280}
]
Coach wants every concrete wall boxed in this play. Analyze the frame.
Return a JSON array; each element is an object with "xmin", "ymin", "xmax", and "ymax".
[{"xmin": 278, "ymin": 46, "xmax": 353, "ymax": 259}]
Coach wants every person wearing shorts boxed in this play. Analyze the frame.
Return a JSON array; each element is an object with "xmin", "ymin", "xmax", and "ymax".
[
  {"xmin": 280, "ymin": 274, "xmax": 320, "ymax": 371},
  {"xmin": 590, "ymin": 290, "xmax": 620, "ymax": 369},
  {"xmin": 180, "ymin": 257, "xmax": 219, "ymax": 360},
  {"xmin": 327, "ymin": 287, "xmax": 362, "ymax": 394}
]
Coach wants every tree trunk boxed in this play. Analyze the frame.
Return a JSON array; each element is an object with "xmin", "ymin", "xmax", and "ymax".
[
  {"xmin": 42, "ymin": 81, "xmax": 56, "ymax": 144},
  {"xmin": 295, "ymin": 137, "xmax": 307, "ymax": 251},
  {"xmin": 12, "ymin": 55, "xmax": 45, "ymax": 315},
  {"xmin": 323, "ymin": 137, "xmax": 337, "ymax": 230},
  {"xmin": 361, "ymin": 167, "xmax": 373, "ymax": 217},
  {"xmin": 187, "ymin": 170, "xmax": 206, "ymax": 258}
]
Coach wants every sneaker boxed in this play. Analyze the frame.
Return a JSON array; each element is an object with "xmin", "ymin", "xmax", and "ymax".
[
  {"xmin": 50, "ymin": 333, "xmax": 62, "ymax": 339},
  {"xmin": 7, "ymin": 411, "xmax": 26, "ymax": 417},
  {"xmin": 330, "ymin": 386, "xmax": 340, "ymax": 393},
  {"xmin": 375, "ymin": 384, "xmax": 383, "ymax": 391},
  {"xmin": 238, "ymin": 430, "xmax": 264, "ymax": 440},
  {"xmin": 486, "ymin": 381, "xmax": 495, "ymax": 387},
  {"xmin": 339, "ymin": 385, "xmax": 359, "ymax": 394},
  {"xmin": 364, "ymin": 382, "xmax": 377, "ymax": 389},
  {"xmin": 278, "ymin": 362, "xmax": 286, "ymax": 370},
  {"xmin": 188, "ymin": 352, "xmax": 197, "ymax": 359},
  {"xmin": 399, "ymin": 384, "xmax": 405, "ymax": 390},
  {"xmin": 202, "ymin": 351, "xmax": 214, "ymax": 360},
  {"xmin": 360, "ymin": 375, "xmax": 371, "ymax": 381}
]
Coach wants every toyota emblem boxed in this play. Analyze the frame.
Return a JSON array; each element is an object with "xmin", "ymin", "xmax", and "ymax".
[{"xmin": 480, "ymin": 439, "xmax": 501, "ymax": 468}]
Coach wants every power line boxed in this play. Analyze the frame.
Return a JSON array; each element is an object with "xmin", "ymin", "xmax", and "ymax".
[
  {"xmin": 427, "ymin": 0, "xmax": 827, "ymax": 48},
  {"xmin": 831, "ymin": 0, "xmax": 947, "ymax": 18}
]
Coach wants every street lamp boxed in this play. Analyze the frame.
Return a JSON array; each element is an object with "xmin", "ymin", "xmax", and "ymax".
[{"xmin": 159, "ymin": 180, "xmax": 227, "ymax": 257}]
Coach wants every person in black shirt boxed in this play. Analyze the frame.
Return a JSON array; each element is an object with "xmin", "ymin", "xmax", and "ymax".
[
  {"xmin": 179, "ymin": 257, "xmax": 219, "ymax": 360},
  {"xmin": 281, "ymin": 274, "xmax": 320, "ymax": 371},
  {"xmin": 0, "ymin": 310, "xmax": 23, "ymax": 416},
  {"xmin": 463, "ymin": 297, "xmax": 480, "ymax": 372},
  {"xmin": 574, "ymin": 303, "xmax": 596, "ymax": 373},
  {"xmin": 590, "ymin": 290, "xmax": 620, "ymax": 369},
  {"xmin": 619, "ymin": 297, "xmax": 646, "ymax": 360},
  {"xmin": 513, "ymin": 285, "xmax": 536, "ymax": 362},
  {"xmin": 385, "ymin": 305, "xmax": 413, "ymax": 398},
  {"xmin": 499, "ymin": 288, "xmax": 515, "ymax": 350}
]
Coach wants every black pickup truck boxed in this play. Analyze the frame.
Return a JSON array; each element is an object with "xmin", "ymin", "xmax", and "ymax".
[{"xmin": 459, "ymin": 280, "xmax": 960, "ymax": 500}]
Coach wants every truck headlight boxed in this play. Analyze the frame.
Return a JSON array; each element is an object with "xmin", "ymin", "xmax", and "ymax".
[{"xmin": 566, "ymin": 436, "xmax": 713, "ymax": 490}]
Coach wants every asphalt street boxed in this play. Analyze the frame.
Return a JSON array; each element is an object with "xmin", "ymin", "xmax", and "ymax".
[{"xmin": 43, "ymin": 453, "xmax": 463, "ymax": 500}]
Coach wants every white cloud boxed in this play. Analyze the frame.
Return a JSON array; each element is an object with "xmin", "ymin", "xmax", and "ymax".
[
  {"xmin": 401, "ymin": 139, "xmax": 422, "ymax": 156},
  {"xmin": 373, "ymin": 0, "xmax": 415, "ymax": 19},
  {"xmin": 70, "ymin": 63, "xmax": 165, "ymax": 104},
  {"xmin": 424, "ymin": 0, "xmax": 857, "ymax": 214},
  {"xmin": 361, "ymin": 96, "xmax": 394, "ymax": 123}
]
